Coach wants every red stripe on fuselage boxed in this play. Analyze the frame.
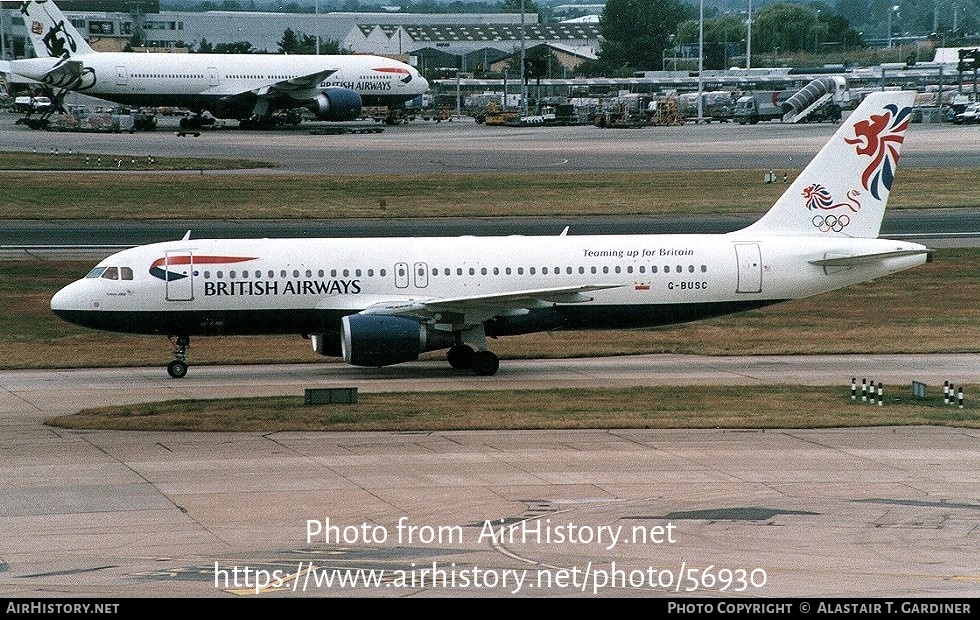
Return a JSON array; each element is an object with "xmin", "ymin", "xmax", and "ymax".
[{"xmin": 150, "ymin": 256, "xmax": 257, "ymax": 269}]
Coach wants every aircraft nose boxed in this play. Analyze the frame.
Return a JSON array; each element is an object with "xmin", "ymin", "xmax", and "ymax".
[
  {"xmin": 50, "ymin": 279, "xmax": 92, "ymax": 320},
  {"xmin": 416, "ymin": 72, "xmax": 429, "ymax": 92}
]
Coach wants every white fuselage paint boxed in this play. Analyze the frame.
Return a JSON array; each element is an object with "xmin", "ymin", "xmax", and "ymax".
[
  {"xmin": 51, "ymin": 233, "xmax": 928, "ymax": 322},
  {"xmin": 9, "ymin": 53, "xmax": 427, "ymax": 109}
]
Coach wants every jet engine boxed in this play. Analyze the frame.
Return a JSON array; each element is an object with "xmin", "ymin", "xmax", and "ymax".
[
  {"xmin": 340, "ymin": 314, "xmax": 454, "ymax": 367},
  {"xmin": 308, "ymin": 87, "xmax": 363, "ymax": 122}
]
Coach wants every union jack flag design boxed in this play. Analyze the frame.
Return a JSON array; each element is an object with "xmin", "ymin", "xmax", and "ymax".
[{"xmin": 843, "ymin": 103, "xmax": 912, "ymax": 200}]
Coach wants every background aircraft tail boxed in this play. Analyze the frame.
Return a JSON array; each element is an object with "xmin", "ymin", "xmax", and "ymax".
[
  {"xmin": 21, "ymin": 0, "xmax": 95, "ymax": 60},
  {"xmin": 739, "ymin": 90, "xmax": 916, "ymax": 239}
]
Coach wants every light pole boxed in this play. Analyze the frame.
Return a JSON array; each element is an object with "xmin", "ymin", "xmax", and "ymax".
[
  {"xmin": 746, "ymin": 0, "xmax": 752, "ymax": 69},
  {"xmin": 519, "ymin": 0, "xmax": 527, "ymax": 116},
  {"xmin": 887, "ymin": 5, "xmax": 898, "ymax": 48},
  {"xmin": 697, "ymin": 0, "xmax": 703, "ymax": 123}
]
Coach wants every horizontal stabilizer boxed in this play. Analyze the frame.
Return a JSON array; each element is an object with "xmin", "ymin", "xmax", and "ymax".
[{"xmin": 808, "ymin": 248, "xmax": 931, "ymax": 267}]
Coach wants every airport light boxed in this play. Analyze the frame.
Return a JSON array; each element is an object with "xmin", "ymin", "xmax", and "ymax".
[{"xmin": 887, "ymin": 5, "xmax": 899, "ymax": 48}]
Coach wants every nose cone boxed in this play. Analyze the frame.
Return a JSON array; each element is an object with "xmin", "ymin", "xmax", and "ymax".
[
  {"xmin": 50, "ymin": 279, "xmax": 89, "ymax": 323},
  {"xmin": 416, "ymin": 72, "xmax": 430, "ymax": 92}
]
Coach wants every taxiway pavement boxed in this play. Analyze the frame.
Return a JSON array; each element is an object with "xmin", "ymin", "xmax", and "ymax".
[{"xmin": 1, "ymin": 355, "xmax": 977, "ymax": 598}]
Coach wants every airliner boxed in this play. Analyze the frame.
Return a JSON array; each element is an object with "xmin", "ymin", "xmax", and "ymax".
[
  {"xmin": 51, "ymin": 91, "xmax": 929, "ymax": 378},
  {"xmin": 5, "ymin": 0, "xmax": 428, "ymax": 127}
]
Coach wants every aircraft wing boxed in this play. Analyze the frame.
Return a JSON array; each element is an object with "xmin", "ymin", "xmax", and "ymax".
[
  {"xmin": 359, "ymin": 284, "xmax": 622, "ymax": 325},
  {"xmin": 208, "ymin": 68, "xmax": 338, "ymax": 97}
]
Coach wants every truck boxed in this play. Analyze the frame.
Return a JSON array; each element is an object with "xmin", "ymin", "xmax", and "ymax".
[
  {"xmin": 733, "ymin": 91, "xmax": 793, "ymax": 124},
  {"xmin": 13, "ymin": 95, "xmax": 53, "ymax": 114}
]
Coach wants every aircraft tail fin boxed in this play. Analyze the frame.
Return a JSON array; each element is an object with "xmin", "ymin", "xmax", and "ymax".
[
  {"xmin": 738, "ymin": 90, "xmax": 916, "ymax": 239},
  {"xmin": 21, "ymin": 0, "xmax": 95, "ymax": 61}
]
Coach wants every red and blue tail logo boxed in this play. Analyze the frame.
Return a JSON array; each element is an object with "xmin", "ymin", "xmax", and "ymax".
[
  {"xmin": 150, "ymin": 255, "xmax": 257, "ymax": 281},
  {"xmin": 844, "ymin": 102, "xmax": 912, "ymax": 200}
]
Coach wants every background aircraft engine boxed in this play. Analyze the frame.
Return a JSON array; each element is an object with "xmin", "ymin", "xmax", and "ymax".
[
  {"xmin": 341, "ymin": 315, "xmax": 454, "ymax": 367},
  {"xmin": 308, "ymin": 88, "xmax": 363, "ymax": 121}
]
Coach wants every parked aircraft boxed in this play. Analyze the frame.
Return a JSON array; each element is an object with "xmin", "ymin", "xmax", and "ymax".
[
  {"xmin": 6, "ymin": 0, "xmax": 428, "ymax": 127},
  {"xmin": 50, "ymin": 91, "xmax": 928, "ymax": 377}
]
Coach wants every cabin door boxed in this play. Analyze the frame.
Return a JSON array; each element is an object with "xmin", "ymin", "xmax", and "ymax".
[
  {"xmin": 734, "ymin": 243, "xmax": 762, "ymax": 294},
  {"xmin": 165, "ymin": 251, "xmax": 195, "ymax": 301}
]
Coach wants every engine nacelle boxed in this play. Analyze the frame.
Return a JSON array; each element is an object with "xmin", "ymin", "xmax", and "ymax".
[
  {"xmin": 308, "ymin": 88, "xmax": 362, "ymax": 122},
  {"xmin": 341, "ymin": 314, "xmax": 454, "ymax": 367}
]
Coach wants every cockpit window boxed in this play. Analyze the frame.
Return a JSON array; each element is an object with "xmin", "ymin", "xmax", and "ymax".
[
  {"xmin": 120, "ymin": 267, "xmax": 133, "ymax": 280},
  {"xmin": 86, "ymin": 267, "xmax": 107, "ymax": 279},
  {"xmin": 101, "ymin": 267, "xmax": 120, "ymax": 280}
]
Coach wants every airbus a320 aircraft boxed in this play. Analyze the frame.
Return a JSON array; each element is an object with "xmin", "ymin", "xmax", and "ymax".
[
  {"xmin": 5, "ymin": 0, "xmax": 428, "ymax": 127},
  {"xmin": 51, "ymin": 91, "xmax": 929, "ymax": 378}
]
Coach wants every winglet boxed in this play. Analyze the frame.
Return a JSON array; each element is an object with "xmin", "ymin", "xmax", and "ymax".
[{"xmin": 737, "ymin": 90, "xmax": 916, "ymax": 239}]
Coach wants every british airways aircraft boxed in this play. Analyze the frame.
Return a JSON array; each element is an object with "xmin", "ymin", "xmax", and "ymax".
[
  {"xmin": 5, "ymin": 0, "xmax": 428, "ymax": 127},
  {"xmin": 51, "ymin": 91, "xmax": 929, "ymax": 378}
]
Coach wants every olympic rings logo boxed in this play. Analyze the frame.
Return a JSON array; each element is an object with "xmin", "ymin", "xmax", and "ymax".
[{"xmin": 812, "ymin": 214, "xmax": 850, "ymax": 233}]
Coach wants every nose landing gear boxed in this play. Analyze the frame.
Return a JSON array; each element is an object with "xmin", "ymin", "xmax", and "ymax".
[{"xmin": 167, "ymin": 335, "xmax": 190, "ymax": 378}]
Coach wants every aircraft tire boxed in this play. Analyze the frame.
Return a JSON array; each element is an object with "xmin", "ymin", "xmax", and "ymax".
[
  {"xmin": 167, "ymin": 360, "xmax": 188, "ymax": 379},
  {"xmin": 447, "ymin": 344, "xmax": 474, "ymax": 370},
  {"xmin": 471, "ymin": 351, "xmax": 499, "ymax": 376}
]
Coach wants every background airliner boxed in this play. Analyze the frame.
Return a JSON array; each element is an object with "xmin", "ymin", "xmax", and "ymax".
[
  {"xmin": 6, "ymin": 0, "xmax": 428, "ymax": 127},
  {"xmin": 51, "ymin": 91, "xmax": 929, "ymax": 378}
]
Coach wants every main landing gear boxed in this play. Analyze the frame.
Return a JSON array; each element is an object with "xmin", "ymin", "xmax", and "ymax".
[
  {"xmin": 167, "ymin": 335, "xmax": 190, "ymax": 378},
  {"xmin": 446, "ymin": 325, "xmax": 500, "ymax": 376}
]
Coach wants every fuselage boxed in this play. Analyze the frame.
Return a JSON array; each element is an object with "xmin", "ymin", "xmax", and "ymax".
[
  {"xmin": 50, "ymin": 233, "xmax": 929, "ymax": 339},
  {"xmin": 9, "ymin": 52, "xmax": 428, "ymax": 113}
]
